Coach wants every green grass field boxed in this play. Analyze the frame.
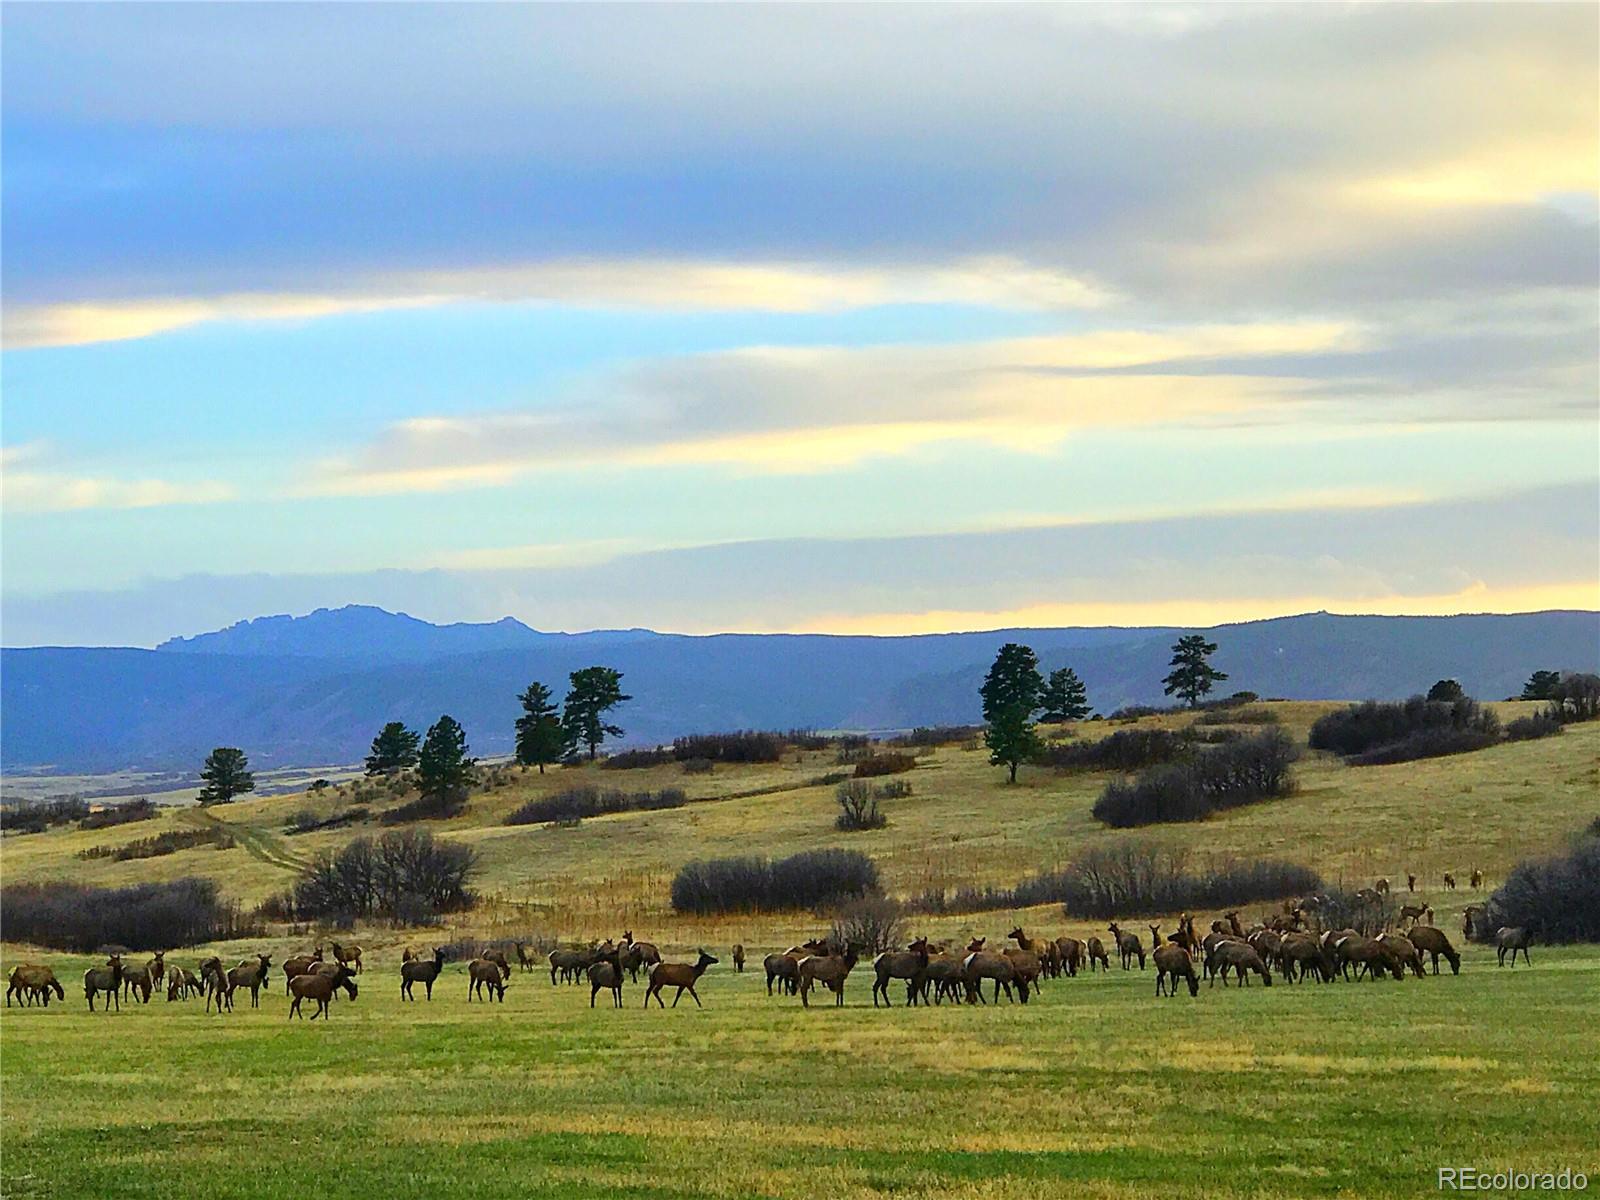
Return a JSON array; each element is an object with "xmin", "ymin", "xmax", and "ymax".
[{"xmin": 4, "ymin": 701, "xmax": 1599, "ymax": 1197}]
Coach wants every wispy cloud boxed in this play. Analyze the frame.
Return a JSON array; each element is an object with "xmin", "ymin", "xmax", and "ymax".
[{"xmin": 0, "ymin": 442, "xmax": 235, "ymax": 513}]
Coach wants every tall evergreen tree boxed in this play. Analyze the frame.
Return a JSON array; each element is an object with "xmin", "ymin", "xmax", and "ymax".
[
  {"xmin": 561, "ymin": 667, "xmax": 631, "ymax": 761},
  {"xmin": 1162, "ymin": 635, "xmax": 1227, "ymax": 707},
  {"xmin": 197, "ymin": 747, "xmax": 255, "ymax": 806},
  {"xmin": 1040, "ymin": 667, "xmax": 1091, "ymax": 722},
  {"xmin": 416, "ymin": 715, "xmax": 476, "ymax": 802},
  {"xmin": 365, "ymin": 721, "xmax": 421, "ymax": 776},
  {"xmin": 980, "ymin": 643, "xmax": 1045, "ymax": 783},
  {"xmin": 1427, "ymin": 678, "xmax": 1465, "ymax": 703},
  {"xmin": 1521, "ymin": 670, "xmax": 1562, "ymax": 701},
  {"xmin": 514, "ymin": 681, "xmax": 566, "ymax": 773}
]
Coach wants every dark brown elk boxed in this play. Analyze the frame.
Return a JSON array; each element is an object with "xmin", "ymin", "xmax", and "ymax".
[
  {"xmin": 288, "ymin": 963, "xmax": 357, "ymax": 1020},
  {"xmin": 1001, "ymin": 947, "xmax": 1044, "ymax": 994},
  {"xmin": 1398, "ymin": 903, "xmax": 1433, "ymax": 928},
  {"xmin": 84, "ymin": 955, "xmax": 124, "ymax": 1011},
  {"xmin": 798, "ymin": 945, "xmax": 861, "ymax": 1007},
  {"xmin": 1055, "ymin": 936, "xmax": 1085, "ymax": 977},
  {"xmin": 1462, "ymin": 904, "xmax": 1486, "ymax": 939},
  {"xmin": 731, "ymin": 944, "xmax": 745, "ymax": 974},
  {"xmin": 1407, "ymin": 925, "xmax": 1460, "ymax": 975},
  {"xmin": 468, "ymin": 958, "xmax": 508, "ymax": 1001},
  {"xmin": 1085, "ymin": 937, "xmax": 1111, "ymax": 972},
  {"xmin": 1375, "ymin": 877, "xmax": 1390, "ymax": 895},
  {"xmin": 1406, "ymin": 874, "xmax": 1417, "ymax": 893},
  {"xmin": 921, "ymin": 950, "xmax": 966, "ymax": 1005},
  {"xmin": 1376, "ymin": 934, "xmax": 1426, "ymax": 979},
  {"xmin": 201, "ymin": 956, "xmax": 233, "ymax": 1012},
  {"xmin": 1277, "ymin": 933, "xmax": 1334, "ymax": 983},
  {"xmin": 283, "ymin": 950, "xmax": 323, "ymax": 982},
  {"xmin": 617, "ymin": 941, "xmax": 645, "ymax": 983},
  {"xmin": 515, "ymin": 942, "xmax": 538, "ymax": 973},
  {"xmin": 1332, "ymin": 935, "xmax": 1400, "ymax": 981},
  {"xmin": 645, "ymin": 949, "xmax": 718, "ymax": 1008},
  {"xmin": 872, "ymin": 938, "xmax": 930, "ymax": 1007},
  {"xmin": 549, "ymin": 946, "xmax": 593, "ymax": 985},
  {"xmin": 1107, "ymin": 922, "xmax": 1145, "ymax": 970},
  {"xmin": 588, "ymin": 948, "xmax": 626, "ymax": 1009},
  {"xmin": 167, "ymin": 967, "xmax": 204, "ymax": 1001},
  {"xmin": 962, "ymin": 943, "xmax": 1027, "ymax": 1005},
  {"xmin": 8, "ymin": 964, "xmax": 64, "ymax": 1006},
  {"xmin": 401, "ymin": 947, "xmax": 446, "ymax": 1000},
  {"xmin": 1495, "ymin": 927, "xmax": 1532, "ymax": 967},
  {"xmin": 1153, "ymin": 942, "xmax": 1199, "ymax": 997},
  {"xmin": 1210, "ymin": 940, "xmax": 1273, "ymax": 987},
  {"xmin": 228, "ymin": 954, "xmax": 273, "ymax": 1007},
  {"xmin": 146, "ymin": 952, "xmax": 167, "ymax": 995},
  {"xmin": 1443, "ymin": 872, "xmax": 1457, "ymax": 891},
  {"xmin": 481, "ymin": 949, "xmax": 513, "ymax": 981},
  {"xmin": 1225, "ymin": 911, "xmax": 1246, "ymax": 938},
  {"xmin": 330, "ymin": 942, "xmax": 363, "ymax": 974},
  {"xmin": 121, "ymin": 962, "xmax": 154, "ymax": 1004},
  {"xmin": 764, "ymin": 940, "xmax": 826, "ymax": 996},
  {"xmin": 623, "ymin": 932, "xmax": 661, "ymax": 972},
  {"xmin": 1470, "ymin": 868, "xmax": 1483, "ymax": 890},
  {"xmin": 1171, "ymin": 915, "xmax": 1200, "ymax": 959}
]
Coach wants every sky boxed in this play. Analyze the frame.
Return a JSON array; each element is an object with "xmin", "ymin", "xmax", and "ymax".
[{"xmin": 2, "ymin": 3, "xmax": 1597, "ymax": 647}]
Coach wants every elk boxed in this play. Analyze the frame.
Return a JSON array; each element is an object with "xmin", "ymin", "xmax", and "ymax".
[
  {"xmin": 201, "ymin": 956, "xmax": 234, "ymax": 1012},
  {"xmin": 288, "ymin": 963, "xmax": 357, "ymax": 1020},
  {"xmin": 1443, "ymin": 872, "xmax": 1457, "ymax": 891},
  {"xmin": 871, "ymin": 937, "xmax": 930, "ymax": 1007},
  {"xmin": 921, "ymin": 948, "xmax": 966, "ymax": 1005},
  {"xmin": 1495, "ymin": 927, "xmax": 1532, "ymax": 968},
  {"xmin": 1398, "ymin": 903, "xmax": 1433, "ymax": 928},
  {"xmin": 145, "ymin": 952, "xmax": 167, "ymax": 995},
  {"xmin": 798, "ymin": 944, "xmax": 862, "ymax": 1008},
  {"xmin": 1085, "ymin": 937, "xmax": 1111, "ymax": 972},
  {"xmin": 8, "ymin": 964, "xmax": 64, "ymax": 1007},
  {"xmin": 515, "ymin": 943, "xmax": 538, "ymax": 973},
  {"xmin": 1406, "ymin": 874, "xmax": 1417, "ymax": 893},
  {"xmin": 764, "ymin": 940, "xmax": 826, "ymax": 996},
  {"xmin": 645, "ymin": 949, "xmax": 718, "ymax": 1008},
  {"xmin": 401, "ymin": 947, "xmax": 446, "ymax": 1000},
  {"xmin": 1277, "ymin": 933, "xmax": 1334, "ymax": 983},
  {"xmin": 84, "ymin": 955, "xmax": 124, "ymax": 1012},
  {"xmin": 623, "ymin": 932, "xmax": 661, "ymax": 972},
  {"xmin": 1171, "ymin": 916, "xmax": 1200, "ymax": 959},
  {"xmin": 1332, "ymin": 935, "xmax": 1400, "ymax": 982},
  {"xmin": 1375, "ymin": 877, "xmax": 1390, "ymax": 895},
  {"xmin": 731, "ymin": 944, "xmax": 746, "ymax": 974},
  {"xmin": 228, "ymin": 954, "xmax": 273, "ymax": 1008},
  {"xmin": 1406, "ymin": 925, "xmax": 1461, "ymax": 975},
  {"xmin": 1470, "ymin": 868, "xmax": 1484, "ymax": 890},
  {"xmin": 167, "ymin": 968, "xmax": 204, "ymax": 1001},
  {"xmin": 617, "ymin": 941, "xmax": 645, "ymax": 983},
  {"xmin": 1210, "ymin": 940, "xmax": 1273, "ymax": 987},
  {"xmin": 588, "ymin": 948, "xmax": 626, "ymax": 1009},
  {"xmin": 1055, "ymin": 936, "xmax": 1085, "ymax": 977},
  {"xmin": 1001, "ymin": 947, "xmax": 1044, "ymax": 994},
  {"xmin": 1153, "ymin": 942, "xmax": 1199, "ymax": 997},
  {"xmin": 1462, "ymin": 905, "xmax": 1486, "ymax": 939},
  {"xmin": 549, "ymin": 946, "xmax": 593, "ymax": 985},
  {"xmin": 1107, "ymin": 923, "xmax": 1145, "ymax": 970},
  {"xmin": 1376, "ymin": 934, "xmax": 1426, "ymax": 979},
  {"xmin": 330, "ymin": 942, "xmax": 363, "ymax": 974},
  {"xmin": 121, "ymin": 961, "xmax": 154, "ymax": 1004},
  {"xmin": 468, "ymin": 958, "xmax": 508, "ymax": 1001},
  {"xmin": 481, "ymin": 948, "xmax": 513, "ymax": 981},
  {"xmin": 283, "ymin": 949, "xmax": 323, "ymax": 981},
  {"xmin": 962, "ymin": 942, "xmax": 1027, "ymax": 1005}
]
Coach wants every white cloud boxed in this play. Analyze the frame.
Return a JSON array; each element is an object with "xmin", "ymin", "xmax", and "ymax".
[{"xmin": 1, "ymin": 444, "xmax": 235, "ymax": 513}]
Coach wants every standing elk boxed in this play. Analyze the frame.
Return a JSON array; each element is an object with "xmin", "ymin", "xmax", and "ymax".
[
  {"xmin": 1375, "ymin": 877, "xmax": 1391, "ymax": 895},
  {"xmin": 1406, "ymin": 925, "xmax": 1461, "ymax": 975},
  {"xmin": 962, "ymin": 941, "xmax": 1027, "ymax": 1005},
  {"xmin": 1085, "ymin": 937, "xmax": 1111, "ymax": 972},
  {"xmin": 1054, "ymin": 936, "xmax": 1085, "ymax": 977},
  {"xmin": 1376, "ymin": 933, "xmax": 1426, "ymax": 979},
  {"xmin": 1443, "ymin": 872, "xmax": 1457, "ymax": 891},
  {"xmin": 401, "ymin": 947, "xmax": 446, "ymax": 1000},
  {"xmin": 228, "ymin": 954, "xmax": 273, "ymax": 1008},
  {"xmin": 8, "ymin": 964, "xmax": 64, "ymax": 1007},
  {"xmin": 1107, "ymin": 923, "xmax": 1145, "ymax": 970},
  {"xmin": 731, "ymin": 944, "xmax": 746, "ymax": 974},
  {"xmin": 871, "ymin": 937, "xmax": 930, "ymax": 1007},
  {"xmin": 798, "ymin": 944, "xmax": 862, "ymax": 1008},
  {"xmin": 1406, "ymin": 874, "xmax": 1417, "ymax": 893},
  {"xmin": 330, "ymin": 942, "xmax": 363, "ymax": 974},
  {"xmin": 515, "ymin": 943, "xmax": 538, "ymax": 973},
  {"xmin": 84, "ymin": 955, "xmax": 125, "ymax": 1012},
  {"xmin": 283, "ymin": 950, "xmax": 323, "ymax": 982},
  {"xmin": 588, "ymin": 948, "xmax": 626, "ymax": 1009},
  {"xmin": 623, "ymin": 932, "xmax": 661, "ymax": 972},
  {"xmin": 1398, "ymin": 903, "xmax": 1433, "ymax": 928},
  {"xmin": 1470, "ymin": 868, "xmax": 1484, "ymax": 890},
  {"xmin": 920, "ymin": 945, "xmax": 966, "ymax": 1005},
  {"xmin": 288, "ymin": 963, "xmax": 357, "ymax": 1020},
  {"xmin": 1495, "ymin": 927, "xmax": 1532, "ymax": 968},
  {"xmin": 645, "ymin": 949, "xmax": 718, "ymax": 1009},
  {"xmin": 1210, "ymin": 940, "xmax": 1273, "ymax": 987}
]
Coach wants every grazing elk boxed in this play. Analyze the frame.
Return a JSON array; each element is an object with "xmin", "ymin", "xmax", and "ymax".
[
  {"xmin": 468, "ymin": 958, "xmax": 508, "ymax": 1001},
  {"xmin": 921, "ymin": 946, "xmax": 966, "ymax": 1005},
  {"xmin": 515, "ymin": 943, "xmax": 538, "ymax": 973},
  {"xmin": 962, "ymin": 941, "xmax": 1028, "ymax": 1005},
  {"xmin": 330, "ymin": 942, "xmax": 363, "ymax": 975},
  {"xmin": 1331, "ymin": 935, "xmax": 1400, "ymax": 982},
  {"xmin": 84, "ymin": 955, "xmax": 125, "ymax": 1012},
  {"xmin": 798, "ymin": 944, "xmax": 862, "ymax": 1008},
  {"xmin": 283, "ymin": 950, "xmax": 323, "ymax": 982},
  {"xmin": 1107, "ymin": 923, "xmax": 1145, "ymax": 970},
  {"xmin": 645, "ymin": 949, "xmax": 718, "ymax": 1009},
  {"xmin": 8, "ymin": 964, "xmax": 64, "ymax": 1007},
  {"xmin": 1210, "ymin": 940, "xmax": 1273, "ymax": 987},
  {"xmin": 120, "ymin": 961, "xmax": 154, "ymax": 1004},
  {"xmin": 1376, "ymin": 934, "xmax": 1426, "ymax": 979},
  {"xmin": 588, "ymin": 948, "xmax": 626, "ymax": 1009},
  {"xmin": 1495, "ymin": 927, "xmax": 1532, "ymax": 968},
  {"xmin": 1153, "ymin": 942, "xmax": 1200, "ymax": 997},
  {"xmin": 1277, "ymin": 933, "xmax": 1334, "ymax": 983},
  {"xmin": 1406, "ymin": 925, "xmax": 1461, "ymax": 975},
  {"xmin": 1085, "ymin": 937, "xmax": 1111, "ymax": 972},
  {"xmin": 481, "ymin": 948, "xmax": 513, "ymax": 981},
  {"xmin": 731, "ymin": 944, "xmax": 746, "ymax": 974},
  {"xmin": 1055, "ymin": 936, "xmax": 1085, "ymax": 977},
  {"xmin": 167, "ymin": 967, "xmax": 204, "ymax": 1001},
  {"xmin": 228, "ymin": 954, "xmax": 273, "ymax": 1008},
  {"xmin": 549, "ymin": 945, "xmax": 595, "ymax": 985},
  {"xmin": 288, "ymin": 963, "xmax": 357, "ymax": 1019},
  {"xmin": 401, "ymin": 947, "xmax": 446, "ymax": 1000},
  {"xmin": 872, "ymin": 937, "xmax": 930, "ymax": 1007},
  {"xmin": 1443, "ymin": 872, "xmax": 1457, "ymax": 891}
]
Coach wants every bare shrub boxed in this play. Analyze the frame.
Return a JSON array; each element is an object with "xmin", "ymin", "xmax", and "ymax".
[
  {"xmin": 292, "ymin": 830, "xmax": 477, "ymax": 920},
  {"xmin": 834, "ymin": 781, "xmax": 886, "ymax": 831},
  {"xmin": 828, "ymin": 896, "xmax": 907, "ymax": 954},
  {"xmin": 0, "ymin": 878, "xmax": 258, "ymax": 950},
  {"xmin": 853, "ymin": 752, "xmax": 917, "ymax": 778}
]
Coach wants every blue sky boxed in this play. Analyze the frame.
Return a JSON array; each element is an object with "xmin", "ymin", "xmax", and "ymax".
[{"xmin": 3, "ymin": 4, "xmax": 1596, "ymax": 645}]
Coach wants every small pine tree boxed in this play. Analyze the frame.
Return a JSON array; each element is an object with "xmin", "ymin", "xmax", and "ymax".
[
  {"xmin": 1162, "ymin": 635, "xmax": 1227, "ymax": 708},
  {"xmin": 1427, "ymin": 679, "xmax": 1465, "ymax": 703},
  {"xmin": 197, "ymin": 747, "xmax": 255, "ymax": 806},
  {"xmin": 561, "ymin": 667, "xmax": 631, "ymax": 761},
  {"xmin": 1040, "ymin": 667, "xmax": 1091, "ymax": 722},
  {"xmin": 365, "ymin": 721, "xmax": 421, "ymax": 777},
  {"xmin": 514, "ymin": 682, "xmax": 566, "ymax": 774},
  {"xmin": 416, "ymin": 715, "xmax": 476, "ymax": 804}
]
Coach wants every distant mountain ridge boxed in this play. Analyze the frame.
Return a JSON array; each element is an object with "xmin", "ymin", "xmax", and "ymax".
[{"xmin": 5, "ymin": 607, "xmax": 1596, "ymax": 773}]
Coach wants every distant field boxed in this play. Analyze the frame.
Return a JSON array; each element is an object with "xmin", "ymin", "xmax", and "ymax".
[{"xmin": 4, "ymin": 701, "xmax": 1599, "ymax": 1197}]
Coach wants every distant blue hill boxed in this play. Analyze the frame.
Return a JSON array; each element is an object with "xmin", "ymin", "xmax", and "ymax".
[{"xmin": 4, "ymin": 607, "xmax": 1595, "ymax": 773}]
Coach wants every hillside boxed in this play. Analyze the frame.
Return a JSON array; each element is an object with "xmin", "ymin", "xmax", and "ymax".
[{"xmin": 3, "ymin": 608, "xmax": 1595, "ymax": 772}]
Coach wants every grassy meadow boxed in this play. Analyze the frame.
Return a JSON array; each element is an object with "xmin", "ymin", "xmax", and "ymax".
[{"xmin": 4, "ymin": 701, "xmax": 1599, "ymax": 1197}]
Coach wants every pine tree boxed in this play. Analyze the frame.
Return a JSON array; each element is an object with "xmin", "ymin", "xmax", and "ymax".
[
  {"xmin": 197, "ymin": 747, "xmax": 255, "ymax": 806},
  {"xmin": 416, "ymin": 715, "xmax": 475, "ymax": 803},
  {"xmin": 980, "ymin": 643, "xmax": 1045, "ymax": 783},
  {"xmin": 1040, "ymin": 667, "xmax": 1091, "ymax": 722},
  {"xmin": 364, "ymin": 721, "xmax": 421, "ymax": 776},
  {"xmin": 1521, "ymin": 670, "xmax": 1562, "ymax": 701},
  {"xmin": 514, "ymin": 681, "xmax": 566, "ymax": 773},
  {"xmin": 1162, "ymin": 635, "xmax": 1227, "ymax": 708},
  {"xmin": 1427, "ymin": 678, "xmax": 1465, "ymax": 703},
  {"xmin": 561, "ymin": 667, "xmax": 631, "ymax": 761}
]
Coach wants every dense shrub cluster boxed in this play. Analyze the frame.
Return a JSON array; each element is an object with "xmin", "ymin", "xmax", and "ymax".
[
  {"xmin": 0, "ymin": 877, "xmax": 257, "ymax": 950},
  {"xmin": 1195, "ymin": 706, "xmax": 1279, "ymax": 726},
  {"xmin": 378, "ymin": 788, "xmax": 468, "ymax": 824},
  {"xmin": 77, "ymin": 825, "xmax": 234, "ymax": 861},
  {"xmin": 79, "ymin": 798, "xmax": 160, "ymax": 831},
  {"xmin": 1091, "ymin": 729, "xmax": 1298, "ymax": 827},
  {"xmin": 1545, "ymin": 672, "xmax": 1600, "ymax": 724},
  {"xmin": 600, "ymin": 747, "xmax": 675, "ymax": 770},
  {"xmin": 1309, "ymin": 696, "xmax": 1500, "ymax": 760},
  {"xmin": 670, "ymin": 848, "xmax": 880, "ymax": 914},
  {"xmin": 503, "ymin": 786, "xmax": 688, "ymax": 826},
  {"xmin": 1107, "ymin": 693, "xmax": 1260, "ymax": 723},
  {"xmin": 1347, "ymin": 727, "xmax": 1500, "ymax": 766},
  {"xmin": 291, "ymin": 829, "xmax": 477, "ymax": 921},
  {"xmin": 887, "ymin": 725, "xmax": 983, "ymax": 748},
  {"xmin": 1468, "ymin": 832, "xmax": 1600, "ymax": 945},
  {"xmin": 0, "ymin": 796, "xmax": 92, "ymax": 835},
  {"xmin": 1059, "ymin": 840, "xmax": 1322, "ymax": 919},
  {"xmin": 680, "ymin": 757, "xmax": 715, "ymax": 775},
  {"xmin": 672, "ymin": 731, "xmax": 786, "ymax": 764},
  {"xmin": 785, "ymin": 729, "xmax": 833, "ymax": 751},
  {"xmin": 853, "ymin": 752, "xmax": 917, "ymax": 778},
  {"xmin": 1505, "ymin": 713, "xmax": 1564, "ymax": 742},
  {"xmin": 1035, "ymin": 728, "xmax": 1190, "ymax": 772},
  {"xmin": 284, "ymin": 806, "xmax": 370, "ymax": 835}
]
